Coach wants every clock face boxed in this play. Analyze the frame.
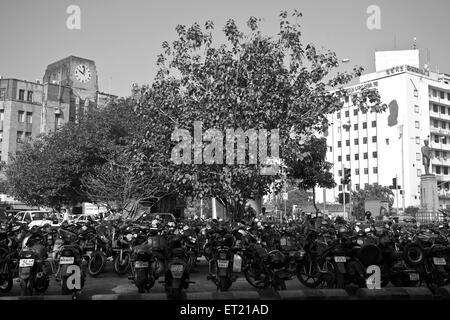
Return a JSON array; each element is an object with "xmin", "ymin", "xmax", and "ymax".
[{"xmin": 74, "ymin": 64, "xmax": 92, "ymax": 83}]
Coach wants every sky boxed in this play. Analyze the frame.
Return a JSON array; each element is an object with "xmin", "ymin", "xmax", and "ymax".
[{"xmin": 0, "ymin": 0, "xmax": 449, "ymax": 98}]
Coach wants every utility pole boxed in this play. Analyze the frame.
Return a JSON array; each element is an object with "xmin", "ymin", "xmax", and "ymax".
[{"xmin": 396, "ymin": 174, "xmax": 399, "ymax": 215}]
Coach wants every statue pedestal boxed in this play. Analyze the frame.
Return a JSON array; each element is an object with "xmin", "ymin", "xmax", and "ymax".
[{"xmin": 419, "ymin": 174, "xmax": 439, "ymax": 222}]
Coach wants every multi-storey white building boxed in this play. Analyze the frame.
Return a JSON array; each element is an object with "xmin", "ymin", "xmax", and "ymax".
[{"xmin": 317, "ymin": 49, "xmax": 450, "ymax": 212}]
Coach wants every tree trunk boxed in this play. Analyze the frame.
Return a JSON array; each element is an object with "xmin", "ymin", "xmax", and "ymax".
[{"xmin": 312, "ymin": 187, "xmax": 318, "ymax": 214}]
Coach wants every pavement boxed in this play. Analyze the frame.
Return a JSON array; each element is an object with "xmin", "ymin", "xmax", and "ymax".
[{"xmin": 1, "ymin": 257, "xmax": 448, "ymax": 300}]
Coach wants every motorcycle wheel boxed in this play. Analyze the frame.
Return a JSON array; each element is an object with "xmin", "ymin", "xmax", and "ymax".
[
  {"xmin": 187, "ymin": 252, "xmax": 196, "ymax": 273},
  {"xmin": 244, "ymin": 264, "xmax": 270, "ymax": 289},
  {"xmin": 296, "ymin": 257, "xmax": 322, "ymax": 288},
  {"xmin": 169, "ymin": 287, "xmax": 183, "ymax": 299},
  {"xmin": 0, "ymin": 276, "xmax": 13, "ymax": 293},
  {"xmin": 403, "ymin": 243, "xmax": 424, "ymax": 266},
  {"xmin": 272, "ymin": 276, "xmax": 287, "ymax": 291},
  {"xmin": 113, "ymin": 253, "xmax": 131, "ymax": 276},
  {"xmin": 425, "ymin": 270, "xmax": 446, "ymax": 293},
  {"xmin": 218, "ymin": 276, "xmax": 232, "ymax": 291},
  {"xmin": 20, "ymin": 279, "xmax": 31, "ymax": 296},
  {"xmin": 61, "ymin": 275, "xmax": 69, "ymax": 295},
  {"xmin": 88, "ymin": 252, "xmax": 106, "ymax": 277}
]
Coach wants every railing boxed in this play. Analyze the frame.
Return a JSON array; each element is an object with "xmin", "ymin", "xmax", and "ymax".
[{"xmin": 416, "ymin": 210, "xmax": 445, "ymax": 223}]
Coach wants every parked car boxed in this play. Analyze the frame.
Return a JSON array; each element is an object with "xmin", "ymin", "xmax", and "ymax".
[
  {"xmin": 136, "ymin": 212, "xmax": 176, "ymax": 223},
  {"xmin": 14, "ymin": 211, "xmax": 61, "ymax": 227},
  {"xmin": 72, "ymin": 213, "xmax": 100, "ymax": 224}
]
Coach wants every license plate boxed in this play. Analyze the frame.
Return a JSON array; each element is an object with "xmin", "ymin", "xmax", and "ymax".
[
  {"xmin": 60, "ymin": 256, "xmax": 74, "ymax": 264},
  {"xmin": 409, "ymin": 273, "xmax": 419, "ymax": 281},
  {"xmin": 334, "ymin": 256, "xmax": 346, "ymax": 263},
  {"xmin": 170, "ymin": 264, "xmax": 184, "ymax": 279},
  {"xmin": 433, "ymin": 257, "xmax": 447, "ymax": 265},
  {"xmin": 19, "ymin": 259, "xmax": 34, "ymax": 267},
  {"xmin": 217, "ymin": 260, "xmax": 229, "ymax": 268},
  {"xmin": 135, "ymin": 261, "xmax": 149, "ymax": 268},
  {"xmin": 280, "ymin": 238, "xmax": 287, "ymax": 246}
]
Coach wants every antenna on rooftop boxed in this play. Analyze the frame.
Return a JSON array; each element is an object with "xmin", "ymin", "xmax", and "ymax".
[{"xmin": 413, "ymin": 37, "xmax": 417, "ymax": 50}]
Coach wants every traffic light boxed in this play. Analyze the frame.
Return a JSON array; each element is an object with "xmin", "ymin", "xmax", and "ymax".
[
  {"xmin": 338, "ymin": 192, "xmax": 350, "ymax": 204},
  {"xmin": 343, "ymin": 168, "xmax": 351, "ymax": 185},
  {"xmin": 392, "ymin": 177, "xmax": 397, "ymax": 189}
]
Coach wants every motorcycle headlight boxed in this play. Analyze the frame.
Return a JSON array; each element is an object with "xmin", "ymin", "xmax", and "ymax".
[
  {"xmin": 126, "ymin": 234, "xmax": 133, "ymax": 242},
  {"xmin": 189, "ymin": 236, "xmax": 196, "ymax": 243}
]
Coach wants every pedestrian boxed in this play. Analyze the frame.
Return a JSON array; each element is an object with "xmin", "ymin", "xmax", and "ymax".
[{"xmin": 62, "ymin": 208, "xmax": 69, "ymax": 222}]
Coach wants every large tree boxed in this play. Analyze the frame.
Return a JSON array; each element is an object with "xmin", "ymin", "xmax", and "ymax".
[
  {"xmin": 5, "ymin": 98, "xmax": 145, "ymax": 210},
  {"xmin": 288, "ymin": 135, "xmax": 336, "ymax": 213},
  {"xmin": 131, "ymin": 11, "xmax": 384, "ymax": 220}
]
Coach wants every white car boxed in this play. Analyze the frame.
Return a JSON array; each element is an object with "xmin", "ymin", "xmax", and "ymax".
[
  {"xmin": 15, "ymin": 210, "xmax": 61, "ymax": 228},
  {"xmin": 72, "ymin": 213, "xmax": 100, "ymax": 224}
]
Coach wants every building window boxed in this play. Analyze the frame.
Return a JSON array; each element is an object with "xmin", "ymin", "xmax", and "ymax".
[
  {"xmin": 445, "ymin": 167, "xmax": 449, "ymax": 175},
  {"xmin": 18, "ymin": 89, "xmax": 25, "ymax": 101},
  {"xmin": 0, "ymin": 131, "xmax": 3, "ymax": 142},
  {"xmin": 364, "ymin": 168, "xmax": 368, "ymax": 175},
  {"xmin": 55, "ymin": 114, "xmax": 63, "ymax": 130},
  {"xmin": 363, "ymin": 122, "xmax": 367, "ymax": 129},
  {"xmin": 434, "ymin": 120, "xmax": 439, "ymax": 128},
  {"xmin": 440, "ymin": 91, "xmax": 445, "ymax": 99},
  {"xmin": 345, "ymin": 110, "xmax": 349, "ymax": 117},
  {"xmin": 417, "ymin": 169, "xmax": 422, "ymax": 176},
  {"xmin": 443, "ymin": 137, "xmax": 447, "ymax": 144},
  {"xmin": 338, "ymin": 170, "xmax": 342, "ymax": 177},
  {"xmin": 337, "ymin": 112, "xmax": 341, "ymax": 119},
  {"xmin": 372, "ymin": 136, "xmax": 377, "ymax": 143},
  {"xmin": 346, "ymin": 154, "xmax": 350, "ymax": 161},
  {"xmin": 448, "ymin": 93, "xmax": 450, "ymax": 100},
  {"xmin": 433, "ymin": 104, "xmax": 438, "ymax": 112},
  {"xmin": 346, "ymin": 140, "xmax": 350, "ymax": 146},
  {"xmin": 373, "ymin": 167, "xmax": 378, "ymax": 174},
  {"xmin": 354, "ymin": 123, "xmax": 358, "ymax": 130},
  {"xmin": 27, "ymin": 91, "xmax": 33, "ymax": 102},
  {"xmin": 386, "ymin": 138, "xmax": 389, "ymax": 145},
  {"xmin": 372, "ymin": 120, "xmax": 376, "ymax": 127},
  {"xmin": 16, "ymin": 131, "xmax": 23, "ymax": 143},
  {"xmin": 18, "ymin": 111, "xmax": 24, "ymax": 123},
  {"xmin": 355, "ymin": 184, "xmax": 360, "ymax": 190},
  {"xmin": 353, "ymin": 109, "xmax": 358, "ymax": 116},
  {"xmin": 0, "ymin": 110, "xmax": 3, "ymax": 121},
  {"xmin": 432, "ymin": 89, "xmax": 437, "ymax": 97},
  {"xmin": 329, "ymin": 146, "xmax": 333, "ymax": 152},
  {"xmin": 363, "ymin": 137, "xmax": 367, "ymax": 144},
  {"xmin": 26, "ymin": 112, "xmax": 32, "ymax": 124},
  {"xmin": 416, "ymin": 152, "xmax": 421, "ymax": 161},
  {"xmin": 414, "ymin": 105, "xmax": 419, "ymax": 113},
  {"xmin": 373, "ymin": 151, "xmax": 378, "ymax": 158},
  {"xmin": 354, "ymin": 138, "xmax": 359, "ymax": 145},
  {"xmin": 437, "ymin": 150, "xmax": 441, "ymax": 158},
  {"xmin": 415, "ymin": 121, "xmax": 420, "ymax": 129},
  {"xmin": 344, "ymin": 126, "xmax": 350, "ymax": 132},
  {"xmin": 441, "ymin": 106, "xmax": 446, "ymax": 114},
  {"xmin": 443, "ymin": 121, "xmax": 447, "ymax": 130},
  {"xmin": 436, "ymin": 166, "xmax": 441, "ymax": 174},
  {"xmin": 435, "ymin": 135, "xmax": 440, "ymax": 143},
  {"xmin": 24, "ymin": 132, "xmax": 32, "ymax": 142},
  {"xmin": 416, "ymin": 136, "xmax": 420, "ymax": 144},
  {"xmin": 339, "ymin": 185, "xmax": 342, "ymax": 191},
  {"xmin": 337, "ymin": 141, "xmax": 341, "ymax": 148},
  {"xmin": 363, "ymin": 152, "xmax": 368, "ymax": 159},
  {"xmin": 444, "ymin": 151, "xmax": 448, "ymax": 159},
  {"xmin": 338, "ymin": 155, "xmax": 342, "ymax": 162},
  {"xmin": 0, "ymin": 88, "xmax": 5, "ymax": 100},
  {"xmin": 355, "ymin": 154, "xmax": 359, "ymax": 160},
  {"xmin": 355, "ymin": 168, "xmax": 360, "ymax": 175}
]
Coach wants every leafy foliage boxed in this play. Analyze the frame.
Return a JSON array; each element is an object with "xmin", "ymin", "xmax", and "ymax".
[{"xmin": 131, "ymin": 11, "xmax": 385, "ymax": 220}]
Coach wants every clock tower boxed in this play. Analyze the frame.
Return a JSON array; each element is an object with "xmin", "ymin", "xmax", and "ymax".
[{"xmin": 41, "ymin": 56, "xmax": 101, "ymax": 133}]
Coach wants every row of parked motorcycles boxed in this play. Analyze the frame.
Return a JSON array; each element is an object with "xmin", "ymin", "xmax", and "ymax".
[{"xmin": 1, "ymin": 214, "xmax": 450, "ymax": 299}]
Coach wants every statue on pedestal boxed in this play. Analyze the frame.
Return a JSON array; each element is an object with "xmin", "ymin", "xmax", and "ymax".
[{"xmin": 421, "ymin": 139, "xmax": 432, "ymax": 175}]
